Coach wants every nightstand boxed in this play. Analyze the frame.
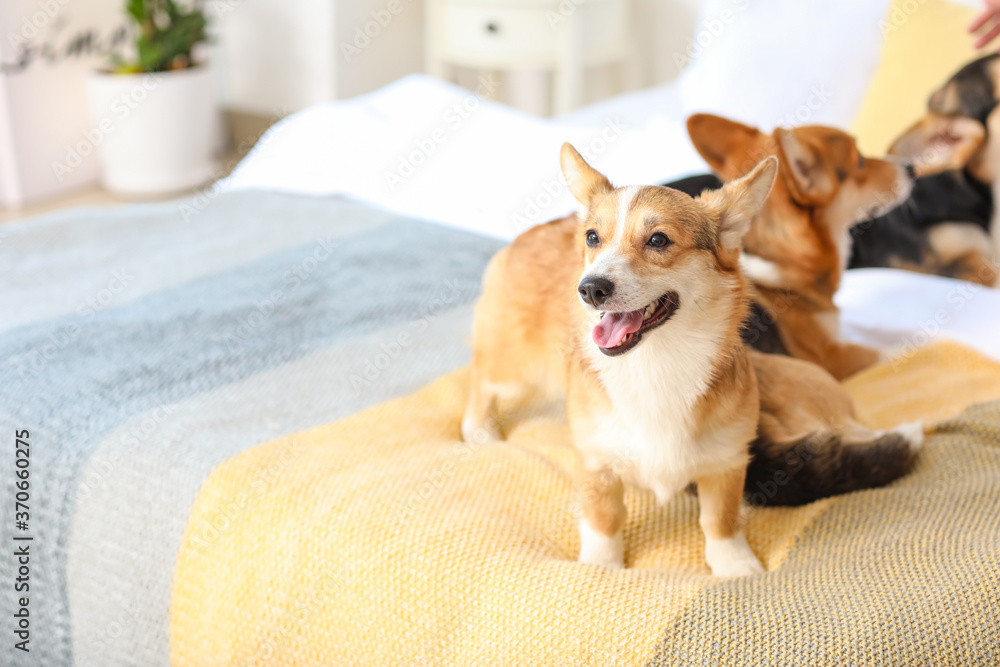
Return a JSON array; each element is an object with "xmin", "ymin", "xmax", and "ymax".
[{"xmin": 425, "ymin": 0, "xmax": 632, "ymax": 115}]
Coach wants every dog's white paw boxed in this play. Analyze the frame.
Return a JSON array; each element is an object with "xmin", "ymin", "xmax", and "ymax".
[
  {"xmin": 460, "ymin": 416, "xmax": 502, "ymax": 444},
  {"xmin": 893, "ymin": 420, "xmax": 925, "ymax": 452},
  {"xmin": 705, "ymin": 532, "xmax": 764, "ymax": 578},
  {"xmin": 578, "ymin": 520, "xmax": 624, "ymax": 569}
]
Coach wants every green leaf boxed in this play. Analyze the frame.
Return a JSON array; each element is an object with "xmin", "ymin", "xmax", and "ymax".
[
  {"xmin": 165, "ymin": 0, "xmax": 181, "ymax": 21},
  {"xmin": 117, "ymin": 0, "xmax": 209, "ymax": 72},
  {"xmin": 125, "ymin": 0, "xmax": 146, "ymax": 23}
]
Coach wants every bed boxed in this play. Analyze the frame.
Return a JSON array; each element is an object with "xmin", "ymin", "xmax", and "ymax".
[{"xmin": 3, "ymin": 0, "xmax": 1000, "ymax": 665}]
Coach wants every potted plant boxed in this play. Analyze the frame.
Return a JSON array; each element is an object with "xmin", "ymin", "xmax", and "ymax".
[{"xmin": 88, "ymin": 0, "xmax": 215, "ymax": 196}]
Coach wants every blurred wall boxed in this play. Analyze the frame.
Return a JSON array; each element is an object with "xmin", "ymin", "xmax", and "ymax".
[
  {"xmin": 633, "ymin": 0, "xmax": 702, "ymax": 87},
  {"xmin": 215, "ymin": 0, "xmax": 701, "ymax": 116},
  {"xmin": 213, "ymin": 0, "xmax": 426, "ymax": 115},
  {"xmin": 211, "ymin": 1, "xmax": 337, "ymax": 115}
]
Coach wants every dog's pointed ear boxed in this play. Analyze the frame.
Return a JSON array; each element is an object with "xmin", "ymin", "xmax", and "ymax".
[
  {"xmin": 775, "ymin": 128, "xmax": 835, "ymax": 204},
  {"xmin": 686, "ymin": 114, "xmax": 764, "ymax": 180},
  {"xmin": 699, "ymin": 156, "xmax": 778, "ymax": 251},
  {"xmin": 889, "ymin": 114, "xmax": 985, "ymax": 176},
  {"xmin": 560, "ymin": 143, "xmax": 613, "ymax": 213}
]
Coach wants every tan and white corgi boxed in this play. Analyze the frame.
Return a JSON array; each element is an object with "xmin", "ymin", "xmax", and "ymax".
[
  {"xmin": 678, "ymin": 114, "xmax": 916, "ymax": 380},
  {"xmin": 463, "ymin": 145, "xmax": 922, "ymax": 576}
]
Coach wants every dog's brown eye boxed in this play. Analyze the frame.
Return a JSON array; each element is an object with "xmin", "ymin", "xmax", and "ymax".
[
  {"xmin": 586, "ymin": 230, "xmax": 600, "ymax": 246},
  {"xmin": 647, "ymin": 233, "xmax": 672, "ymax": 248}
]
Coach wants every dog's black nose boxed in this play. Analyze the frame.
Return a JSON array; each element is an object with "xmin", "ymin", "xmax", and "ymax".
[
  {"xmin": 578, "ymin": 276, "xmax": 614, "ymax": 307},
  {"xmin": 905, "ymin": 162, "xmax": 916, "ymax": 180}
]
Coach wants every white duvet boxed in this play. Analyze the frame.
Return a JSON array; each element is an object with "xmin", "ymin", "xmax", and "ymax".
[{"xmin": 222, "ymin": 0, "xmax": 1000, "ymax": 362}]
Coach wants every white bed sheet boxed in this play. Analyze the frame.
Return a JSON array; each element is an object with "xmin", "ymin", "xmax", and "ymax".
[
  {"xmin": 223, "ymin": 75, "xmax": 702, "ymax": 240},
  {"xmin": 837, "ymin": 270, "xmax": 1000, "ymax": 363}
]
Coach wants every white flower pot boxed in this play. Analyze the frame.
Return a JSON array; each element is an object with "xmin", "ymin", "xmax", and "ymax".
[{"xmin": 87, "ymin": 65, "xmax": 216, "ymax": 196}]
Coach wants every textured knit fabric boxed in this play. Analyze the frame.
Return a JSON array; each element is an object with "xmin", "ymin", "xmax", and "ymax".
[
  {"xmin": 0, "ymin": 191, "xmax": 501, "ymax": 667},
  {"xmin": 171, "ymin": 341, "xmax": 1000, "ymax": 666},
  {"xmin": 5, "ymin": 187, "xmax": 999, "ymax": 666}
]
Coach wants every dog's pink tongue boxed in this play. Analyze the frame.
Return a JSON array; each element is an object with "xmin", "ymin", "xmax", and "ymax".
[{"xmin": 593, "ymin": 310, "xmax": 644, "ymax": 348}]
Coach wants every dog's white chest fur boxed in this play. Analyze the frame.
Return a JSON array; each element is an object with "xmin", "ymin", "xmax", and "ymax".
[{"xmin": 582, "ymin": 323, "xmax": 746, "ymax": 503}]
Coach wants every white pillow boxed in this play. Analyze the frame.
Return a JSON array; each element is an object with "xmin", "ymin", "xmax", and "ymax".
[{"xmin": 678, "ymin": 0, "xmax": 891, "ymax": 131}]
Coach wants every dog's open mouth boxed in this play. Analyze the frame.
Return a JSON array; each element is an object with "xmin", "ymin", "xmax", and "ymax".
[{"xmin": 592, "ymin": 291, "xmax": 680, "ymax": 357}]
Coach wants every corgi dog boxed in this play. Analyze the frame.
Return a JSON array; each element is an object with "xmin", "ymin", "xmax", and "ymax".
[
  {"xmin": 849, "ymin": 54, "xmax": 1000, "ymax": 287},
  {"xmin": 668, "ymin": 114, "xmax": 916, "ymax": 380},
  {"xmin": 463, "ymin": 145, "xmax": 922, "ymax": 576}
]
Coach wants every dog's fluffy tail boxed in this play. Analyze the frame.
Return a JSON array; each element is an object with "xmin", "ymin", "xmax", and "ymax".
[{"xmin": 744, "ymin": 422, "xmax": 923, "ymax": 507}]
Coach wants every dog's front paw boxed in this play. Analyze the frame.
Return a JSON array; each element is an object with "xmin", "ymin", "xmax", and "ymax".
[
  {"xmin": 578, "ymin": 552, "xmax": 625, "ymax": 569},
  {"xmin": 578, "ymin": 520, "xmax": 624, "ymax": 569},
  {"xmin": 460, "ymin": 416, "xmax": 503, "ymax": 443},
  {"xmin": 705, "ymin": 532, "xmax": 764, "ymax": 577},
  {"xmin": 709, "ymin": 554, "xmax": 764, "ymax": 578}
]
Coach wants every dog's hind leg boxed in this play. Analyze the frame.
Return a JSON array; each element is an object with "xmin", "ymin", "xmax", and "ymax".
[
  {"xmin": 461, "ymin": 367, "xmax": 506, "ymax": 443},
  {"xmin": 461, "ymin": 341, "xmax": 537, "ymax": 443}
]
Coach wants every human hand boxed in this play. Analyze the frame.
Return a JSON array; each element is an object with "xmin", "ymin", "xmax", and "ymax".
[{"xmin": 969, "ymin": 0, "xmax": 1000, "ymax": 50}]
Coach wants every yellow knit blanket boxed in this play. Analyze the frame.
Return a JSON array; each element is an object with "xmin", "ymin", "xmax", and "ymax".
[{"xmin": 170, "ymin": 341, "xmax": 1000, "ymax": 665}]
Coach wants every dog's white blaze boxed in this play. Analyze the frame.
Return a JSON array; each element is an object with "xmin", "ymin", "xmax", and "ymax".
[
  {"xmin": 581, "ymin": 187, "xmax": 638, "ymax": 281},
  {"xmin": 615, "ymin": 186, "xmax": 640, "ymax": 241},
  {"xmin": 585, "ymin": 186, "xmax": 638, "ymax": 264},
  {"xmin": 580, "ymin": 187, "xmax": 648, "ymax": 311},
  {"xmin": 577, "ymin": 518, "xmax": 624, "ymax": 568},
  {"xmin": 582, "ymin": 249, "xmax": 629, "ymax": 283}
]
